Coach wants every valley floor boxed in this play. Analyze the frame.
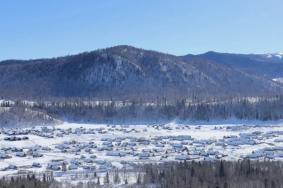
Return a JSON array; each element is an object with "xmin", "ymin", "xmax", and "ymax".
[{"xmin": 1, "ymin": 121, "xmax": 283, "ymax": 184}]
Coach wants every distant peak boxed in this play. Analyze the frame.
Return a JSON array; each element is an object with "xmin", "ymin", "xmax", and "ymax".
[
  {"xmin": 265, "ymin": 52, "xmax": 283, "ymax": 59},
  {"xmin": 205, "ymin": 51, "xmax": 218, "ymax": 54},
  {"xmin": 202, "ymin": 51, "xmax": 222, "ymax": 56},
  {"xmin": 105, "ymin": 45, "xmax": 141, "ymax": 52}
]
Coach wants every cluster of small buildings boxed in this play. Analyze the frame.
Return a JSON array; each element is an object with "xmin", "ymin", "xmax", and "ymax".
[
  {"xmin": 1, "ymin": 124, "xmax": 283, "ymax": 177},
  {"xmin": 0, "ymin": 144, "xmax": 47, "ymax": 161}
]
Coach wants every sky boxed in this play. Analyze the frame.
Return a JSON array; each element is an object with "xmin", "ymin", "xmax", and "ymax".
[{"xmin": 0, "ymin": 0, "xmax": 283, "ymax": 60}]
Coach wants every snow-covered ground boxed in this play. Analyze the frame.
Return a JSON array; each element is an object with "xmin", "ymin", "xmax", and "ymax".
[
  {"xmin": 266, "ymin": 52, "xmax": 283, "ymax": 59},
  {"xmin": 1, "ymin": 121, "xmax": 283, "ymax": 182},
  {"xmin": 273, "ymin": 77, "xmax": 283, "ymax": 84}
]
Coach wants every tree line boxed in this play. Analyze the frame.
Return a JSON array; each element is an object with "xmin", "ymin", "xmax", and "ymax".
[
  {"xmin": 1, "ymin": 160, "xmax": 283, "ymax": 188},
  {"xmin": 28, "ymin": 95, "xmax": 283, "ymax": 122},
  {"xmin": 140, "ymin": 160, "xmax": 283, "ymax": 188},
  {"xmin": 1, "ymin": 96, "xmax": 283, "ymax": 124}
]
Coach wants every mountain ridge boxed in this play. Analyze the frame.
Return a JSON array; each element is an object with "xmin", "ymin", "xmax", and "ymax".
[
  {"xmin": 0, "ymin": 45, "xmax": 282, "ymax": 100},
  {"xmin": 182, "ymin": 50, "xmax": 283, "ymax": 79}
]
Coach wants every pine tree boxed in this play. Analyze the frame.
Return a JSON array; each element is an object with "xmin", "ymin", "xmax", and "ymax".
[
  {"xmin": 97, "ymin": 177, "xmax": 100, "ymax": 185},
  {"xmin": 104, "ymin": 172, "xmax": 110, "ymax": 184},
  {"xmin": 136, "ymin": 173, "xmax": 141, "ymax": 184},
  {"xmin": 219, "ymin": 161, "xmax": 225, "ymax": 178}
]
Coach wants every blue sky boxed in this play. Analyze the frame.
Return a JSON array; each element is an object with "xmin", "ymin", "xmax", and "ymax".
[{"xmin": 0, "ymin": 0, "xmax": 282, "ymax": 60}]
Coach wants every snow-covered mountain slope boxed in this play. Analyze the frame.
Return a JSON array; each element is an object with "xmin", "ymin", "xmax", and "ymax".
[
  {"xmin": 0, "ymin": 45, "xmax": 282, "ymax": 100},
  {"xmin": 266, "ymin": 52, "xmax": 283, "ymax": 59},
  {"xmin": 0, "ymin": 106, "xmax": 60, "ymax": 127},
  {"xmin": 183, "ymin": 51, "xmax": 283, "ymax": 80},
  {"xmin": 273, "ymin": 77, "xmax": 283, "ymax": 84}
]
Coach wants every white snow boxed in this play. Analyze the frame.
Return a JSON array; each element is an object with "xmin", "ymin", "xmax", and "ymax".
[
  {"xmin": 265, "ymin": 52, "xmax": 283, "ymax": 59},
  {"xmin": 272, "ymin": 77, "xmax": 283, "ymax": 84},
  {"xmin": 1, "ymin": 121, "xmax": 283, "ymax": 182}
]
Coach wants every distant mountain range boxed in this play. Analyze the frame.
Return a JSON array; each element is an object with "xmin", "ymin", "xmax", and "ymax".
[
  {"xmin": 183, "ymin": 51, "xmax": 283, "ymax": 80},
  {"xmin": 0, "ymin": 45, "xmax": 282, "ymax": 100}
]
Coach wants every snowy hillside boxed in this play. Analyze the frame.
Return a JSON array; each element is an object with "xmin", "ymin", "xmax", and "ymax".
[
  {"xmin": 266, "ymin": 52, "xmax": 283, "ymax": 59},
  {"xmin": 0, "ymin": 45, "xmax": 282, "ymax": 100},
  {"xmin": 273, "ymin": 77, "xmax": 283, "ymax": 84}
]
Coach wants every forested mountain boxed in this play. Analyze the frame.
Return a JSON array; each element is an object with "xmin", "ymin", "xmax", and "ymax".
[
  {"xmin": 183, "ymin": 51, "xmax": 283, "ymax": 81},
  {"xmin": 0, "ymin": 45, "xmax": 282, "ymax": 100}
]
